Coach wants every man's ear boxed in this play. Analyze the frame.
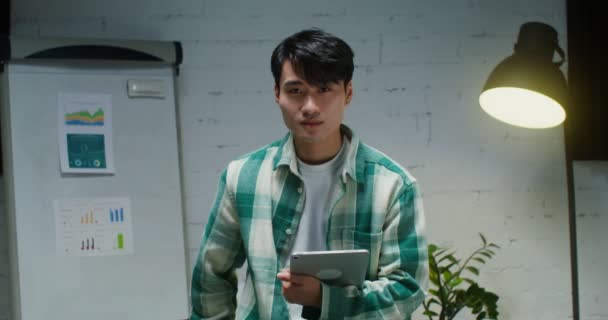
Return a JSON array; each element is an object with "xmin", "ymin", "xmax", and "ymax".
[
  {"xmin": 345, "ymin": 81, "xmax": 353, "ymax": 105},
  {"xmin": 274, "ymin": 84, "xmax": 280, "ymax": 103}
]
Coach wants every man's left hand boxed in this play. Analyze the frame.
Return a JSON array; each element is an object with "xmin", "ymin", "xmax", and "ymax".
[{"xmin": 277, "ymin": 269, "xmax": 322, "ymax": 307}]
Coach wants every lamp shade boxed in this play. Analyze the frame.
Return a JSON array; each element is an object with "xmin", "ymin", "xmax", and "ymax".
[{"xmin": 480, "ymin": 22, "xmax": 568, "ymax": 129}]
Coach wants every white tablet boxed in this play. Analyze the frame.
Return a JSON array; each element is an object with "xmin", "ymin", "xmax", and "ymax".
[{"xmin": 289, "ymin": 249, "xmax": 369, "ymax": 287}]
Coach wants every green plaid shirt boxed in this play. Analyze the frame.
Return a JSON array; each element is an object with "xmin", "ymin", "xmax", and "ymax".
[{"xmin": 191, "ymin": 125, "xmax": 427, "ymax": 320}]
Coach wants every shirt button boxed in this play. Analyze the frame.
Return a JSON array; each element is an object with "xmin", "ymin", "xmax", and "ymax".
[
  {"xmin": 286, "ymin": 229, "xmax": 292, "ymax": 235},
  {"xmin": 297, "ymin": 187, "xmax": 303, "ymax": 193}
]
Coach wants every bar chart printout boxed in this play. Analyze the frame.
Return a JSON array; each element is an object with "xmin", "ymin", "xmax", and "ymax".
[{"xmin": 54, "ymin": 197, "xmax": 133, "ymax": 256}]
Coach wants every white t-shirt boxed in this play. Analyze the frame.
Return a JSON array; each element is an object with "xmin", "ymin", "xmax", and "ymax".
[{"xmin": 287, "ymin": 138, "xmax": 349, "ymax": 319}]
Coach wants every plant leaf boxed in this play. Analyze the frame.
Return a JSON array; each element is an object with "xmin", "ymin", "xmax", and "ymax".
[
  {"xmin": 472, "ymin": 257, "xmax": 486, "ymax": 264},
  {"xmin": 472, "ymin": 303, "xmax": 483, "ymax": 314},
  {"xmin": 479, "ymin": 252, "xmax": 492, "ymax": 259},
  {"xmin": 442, "ymin": 270, "xmax": 454, "ymax": 283},
  {"xmin": 440, "ymin": 260, "xmax": 460, "ymax": 273},
  {"xmin": 440, "ymin": 286, "xmax": 449, "ymax": 302},
  {"xmin": 448, "ymin": 277, "xmax": 464, "ymax": 288},
  {"xmin": 433, "ymin": 248, "xmax": 448, "ymax": 258},
  {"xmin": 422, "ymin": 310, "xmax": 438, "ymax": 316},
  {"xmin": 429, "ymin": 272, "xmax": 440, "ymax": 286},
  {"xmin": 465, "ymin": 266, "xmax": 480, "ymax": 276},
  {"xmin": 479, "ymin": 233, "xmax": 487, "ymax": 245},
  {"xmin": 438, "ymin": 252, "xmax": 457, "ymax": 264},
  {"xmin": 427, "ymin": 297, "xmax": 441, "ymax": 306}
]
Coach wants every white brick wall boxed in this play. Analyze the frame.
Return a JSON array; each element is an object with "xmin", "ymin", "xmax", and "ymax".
[
  {"xmin": 2, "ymin": 0, "xmax": 577, "ymax": 319},
  {"xmin": 0, "ymin": 177, "xmax": 7, "ymax": 320},
  {"xmin": 573, "ymin": 162, "xmax": 608, "ymax": 320}
]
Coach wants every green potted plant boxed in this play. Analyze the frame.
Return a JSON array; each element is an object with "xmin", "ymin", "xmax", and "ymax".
[{"xmin": 422, "ymin": 234, "xmax": 500, "ymax": 320}]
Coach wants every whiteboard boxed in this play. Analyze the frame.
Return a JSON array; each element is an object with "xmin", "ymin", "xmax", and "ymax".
[{"xmin": 1, "ymin": 61, "xmax": 189, "ymax": 320}]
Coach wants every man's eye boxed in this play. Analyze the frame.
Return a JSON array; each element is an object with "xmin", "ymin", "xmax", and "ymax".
[
  {"xmin": 319, "ymin": 87, "xmax": 331, "ymax": 93},
  {"xmin": 288, "ymin": 88, "xmax": 303, "ymax": 94}
]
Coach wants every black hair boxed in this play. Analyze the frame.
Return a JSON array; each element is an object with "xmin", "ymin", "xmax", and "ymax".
[{"xmin": 270, "ymin": 28, "xmax": 355, "ymax": 89}]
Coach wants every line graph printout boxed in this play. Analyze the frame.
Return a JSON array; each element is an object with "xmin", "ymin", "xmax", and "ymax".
[
  {"xmin": 58, "ymin": 93, "xmax": 115, "ymax": 174},
  {"xmin": 54, "ymin": 197, "xmax": 133, "ymax": 257}
]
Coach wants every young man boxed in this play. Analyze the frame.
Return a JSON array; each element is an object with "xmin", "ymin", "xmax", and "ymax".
[{"xmin": 190, "ymin": 28, "xmax": 427, "ymax": 320}]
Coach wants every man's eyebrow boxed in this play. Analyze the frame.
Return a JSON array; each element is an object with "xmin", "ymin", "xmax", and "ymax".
[{"xmin": 282, "ymin": 80, "xmax": 303, "ymax": 87}]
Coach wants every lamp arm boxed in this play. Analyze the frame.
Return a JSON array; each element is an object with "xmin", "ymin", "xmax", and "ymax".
[{"xmin": 555, "ymin": 44, "xmax": 565, "ymax": 67}]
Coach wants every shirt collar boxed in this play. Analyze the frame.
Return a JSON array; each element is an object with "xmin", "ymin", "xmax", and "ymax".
[{"xmin": 273, "ymin": 124, "xmax": 359, "ymax": 183}]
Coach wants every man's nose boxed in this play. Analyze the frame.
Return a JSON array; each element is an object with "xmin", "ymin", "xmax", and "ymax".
[{"xmin": 301, "ymin": 95, "xmax": 320, "ymax": 117}]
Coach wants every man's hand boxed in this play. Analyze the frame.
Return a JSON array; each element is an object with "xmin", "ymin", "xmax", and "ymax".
[{"xmin": 277, "ymin": 269, "xmax": 322, "ymax": 307}]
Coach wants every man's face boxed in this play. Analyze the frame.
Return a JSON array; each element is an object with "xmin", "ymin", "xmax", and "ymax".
[{"xmin": 274, "ymin": 61, "xmax": 352, "ymax": 146}]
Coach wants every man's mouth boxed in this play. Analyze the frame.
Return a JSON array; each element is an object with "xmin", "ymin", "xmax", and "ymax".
[{"xmin": 301, "ymin": 121, "xmax": 322, "ymax": 127}]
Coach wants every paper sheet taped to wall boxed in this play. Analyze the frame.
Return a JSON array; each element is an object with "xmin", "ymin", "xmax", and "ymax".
[
  {"xmin": 58, "ymin": 93, "xmax": 115, "ymax": 174},
  {"xmin": 54, "ymin": 197, "xmax": 133, "ymax": 257}
]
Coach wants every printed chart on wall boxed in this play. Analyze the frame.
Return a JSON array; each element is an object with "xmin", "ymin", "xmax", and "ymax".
[
  {"xmin": 58, "ymin": 93, "xmax": 115, "ymax": 174},
  {"xmin": 54, "ymin": 198, "xmax": 133, "ymax": 257}
]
